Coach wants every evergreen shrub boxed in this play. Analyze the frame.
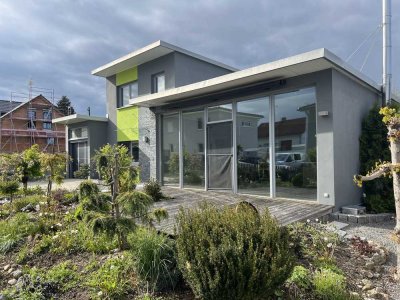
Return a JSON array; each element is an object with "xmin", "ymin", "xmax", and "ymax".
[
  {"xmin": 175, "ymin": 204, "xmax": 294, "ymax": 300},
  {"xmin": 359, "ymin": 104, "xmax": 394, "ymax": 212}
]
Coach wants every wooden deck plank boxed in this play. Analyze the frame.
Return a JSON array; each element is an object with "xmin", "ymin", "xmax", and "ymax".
[{"xmin": 153, "ymin": 187, "xmax": 333, "ymax": 234}]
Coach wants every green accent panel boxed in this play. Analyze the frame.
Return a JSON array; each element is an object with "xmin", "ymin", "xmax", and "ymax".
[
  {"xmin": 116, "ymin": 67, "xmax": 138, "ymax": 86},
  {"xmin": 117, "ymin": 106, "xmax": 139, "ymax": 141}
]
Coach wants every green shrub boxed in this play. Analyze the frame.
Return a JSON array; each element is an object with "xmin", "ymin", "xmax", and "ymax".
[
  {"xmin": 79, "ymin": 180, "xmax": 100, "ymax": 200},
  {"xmin": 359, "ymin": 105, "xmax": 395, "ymax": 213},
  {"xmin": 313, "ymin": 268, "xmax": 348, "ymax": 300},
  {"xmin": 0, "ymin": 213, "xmax": 44, "ymax": 254},
  {"xmin": 74, "ymin": 163, "xmax": 90, "ymax": 179},
  {"xmin": 291, "ymin": 173, "xmax": 303, "ymax": 187},
  {"xmin": 143, "ymin": 179, "xmax": 168, "ymax": 202},
  {"xmin": 285, "ymin": 265, "xmax": 312, "ymax": 299},
  {"xmin": 36, "ymin": 221, "xmax": 117, "ymax": 255},
  {"xmin": 129, "ymin": 228, "xmax": 180, "ymax": 292},
  {"xmin": 4, "ymin": 261, "xmax": 79, "ymax": 299},
  {"xmin": 288, "ymin": 221, "xmax": 340, "ymax": 260},
  {"xmin": 176, "ymin": 204, "xmax": 294, "ymax": 300},
  {"xmin": 5, "ymin": 195, "xmax": 44, "ymax": 213},
  {"xmin": 0, "ymin": 180, "xmax": 20, "ymax": 200},
  {"xmin": 86, "ymin": 255, "xmax": 135, "ymax": 299}
]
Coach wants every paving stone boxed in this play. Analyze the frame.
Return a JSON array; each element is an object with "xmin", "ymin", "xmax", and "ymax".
[{"xmin": 342, "ymin": 205, "xmax": 366, "ymax": 215}]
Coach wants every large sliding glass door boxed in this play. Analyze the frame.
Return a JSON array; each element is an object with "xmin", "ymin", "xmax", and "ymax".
[
  {"xmin": 237, "ymin": 97, "xmax": 270, "ymax": 196},
  {"xmin": 274, "ymin": 88, "xmax": 317, "ymax": 200},
  {"xmin": 207, "ymin": 104, "xmax": 233, "ymax": 190},
  {"xmin": 160, "ymin": 87, "xmax": 317, "ymax": 201}
]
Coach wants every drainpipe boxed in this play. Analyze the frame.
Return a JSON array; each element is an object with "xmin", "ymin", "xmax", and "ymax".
[{"xmin": 383, "ymin": 0, "xmax": 392, "ymax": 105}]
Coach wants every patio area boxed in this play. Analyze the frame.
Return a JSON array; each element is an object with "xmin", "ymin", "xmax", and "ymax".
[{"xmin": 153, "ymin": 186, "xmax": 333, "ymax": 235}]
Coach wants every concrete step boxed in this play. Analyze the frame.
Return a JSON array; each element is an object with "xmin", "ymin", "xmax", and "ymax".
[{"xmin": 341, "ymin": 205, "xmax": 366, "ymax": 215}]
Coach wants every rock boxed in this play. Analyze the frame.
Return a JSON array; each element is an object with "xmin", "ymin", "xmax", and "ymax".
[
  {"xmin": 366, "ymin": 288, "xmax": 389, "ymax": 300},
  {"xmin": 7, "ymin": 268, "xmax": 13, "ymax": 274},
  {"xmin": 371, "ymin": 253, "xmax": 386, "ymax": 265},
  {"xmin": 97, "ymin": 291, "xmax": 103, "ymax": 297},
  {"xmin": 35, "ymin": 204, "xmax": 40, "ymax": 212},
  {"xmin": 362, "ymin": 283, "xmax": 374, "ymax": 291},
  {"xmin": 12, "ymin": 269, "xmax": 22, "ymax": 279},
  {"xmin": 3, "ymin": 264, "xmax": 10, "ymax": 271},
  {"xmin": 7, "ymin": 279, "xmax": 17, "ymax": 285},
  {"xmin": 350, "ymin": 291, "xmax": 359, "ymax": 298},
  {"xmin": 20, "ymin": 203, "xmax": 35, "ymax": 212},
  {"xmin": 362, "ymin": 279, "xmax": 373, "ymax": 285},
  {"xmin": 365, "ymin": 271, "xmax": 374, "ymax": 279},
  {"xmin": 365, "ymin": 261, "xmax": 375, "ymax": 270}
]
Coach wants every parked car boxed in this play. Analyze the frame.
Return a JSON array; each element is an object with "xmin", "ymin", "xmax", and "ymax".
[{"xmin": 275, "ymin": 153, "xmax": 303, "ymax": 170}]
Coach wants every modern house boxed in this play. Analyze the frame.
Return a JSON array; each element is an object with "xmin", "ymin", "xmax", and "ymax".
[
  {"xmin": 0, "ymin": 95, "xmax": 66, "ymax": 153},
  {"xmin": 54, "ymin": 40, "xmax": 394, "ymax": 209}
]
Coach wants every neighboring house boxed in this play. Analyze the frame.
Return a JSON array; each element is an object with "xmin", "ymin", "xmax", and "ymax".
[
  {"xmin": 54, "ymin": 40, "xmax": 398, "ymax": 209},
  {"xmin": 0, "ymin": 95, "xmax": 66, "ymax": 153}
]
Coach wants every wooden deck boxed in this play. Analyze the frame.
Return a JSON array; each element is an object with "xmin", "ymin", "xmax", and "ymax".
[{"xmin": 152, "ymin": 187, "xmax": 333, "ymax": 235}]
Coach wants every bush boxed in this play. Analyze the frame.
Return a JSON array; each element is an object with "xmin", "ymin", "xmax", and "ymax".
[
  {"xmin": 4, "ymin": 261, "xmax": 79, "ymax": 299},
  {"xmin": 74, "ymin": 164, "xmax": 90, "ymax": 179},
  {"xmin": 143, "ymin": 179, "xmax": 168, "ymax": 202},
  {"xmin": 359, "ymin": 105, "xmax": 395, "ymax": 213},
  {"xmin": 4, "ymin": 195, "xmax": 44, "ymax": 213},
  {"xmin": 129, "ymin": 228, "xmax": 180, "ymax": 292},
  {"xmin": 79, "ymin": 180, "xmax": 100, "ymax": 200},
  {"xmin": 313, "ymin": 268, "xmax": 348, "ymax": 300},
  {"xmin": 86, "ymin": 256, "xmax": 135, "ymax": 299},
  {"xmin": 0, "ymin": 180, "xmax": 19, "ymax": 200},
  {"xmin": 291, "ymin": 173, "xmax": 303, "ymax": 187},
  {"xmin": 0, "ymin": 213, "xmax": 45, "ymax": 254},
  {"xmin": 286, "ymin": 265, "xmax": 312, "ymax": 299},
  {"xmin": 176, "ymin": 204, "xmax": 294, "ymax": 300}
]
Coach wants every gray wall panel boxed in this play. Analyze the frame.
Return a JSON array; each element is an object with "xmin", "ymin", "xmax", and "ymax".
[
  {"xmin": 174, "ymin": 52, "xmax": 232, "ymax": 87},
  {"xmin": 106, "ymin": 75, "xmax": 117, "ymax": 144},
  {"xmin": 332, "ymin": 70, "xmax": 379, "ymax": 209},
  {"xmin": 138, "ymin": 54, "xmax": 175, "ymax": 96}
]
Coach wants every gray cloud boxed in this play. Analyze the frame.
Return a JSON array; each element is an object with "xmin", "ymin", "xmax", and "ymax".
[{"xmin": 0, "ymin": 0, "xmax": 398, "ymax": 115}]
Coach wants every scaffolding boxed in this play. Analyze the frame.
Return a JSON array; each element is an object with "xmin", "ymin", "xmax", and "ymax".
[{"xmin": 0, "ymin": 82, "xmax": 63, "ymax": 153}]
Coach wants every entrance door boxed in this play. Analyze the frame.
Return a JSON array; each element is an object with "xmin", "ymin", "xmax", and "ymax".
[{"xmin": 207, "ymin": 121, "xmax": 233, "ymax": 189}]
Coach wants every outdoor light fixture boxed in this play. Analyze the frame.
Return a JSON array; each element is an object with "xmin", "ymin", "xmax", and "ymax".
[{"xmin": 318, "ymin": 111, "xmax": 329, "ymax": 117}]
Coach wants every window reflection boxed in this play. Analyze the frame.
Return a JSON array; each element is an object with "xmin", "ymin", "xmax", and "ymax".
[
  {"xmin": 274, "ymin": 87, "xmax": 317, "ymax": 200},
  {"xmin": 237, "ymin": 97, "xmax": 270, "ymax": 195},
  {"xmin": 162, "ymin": 114, "xmax": 179, "ymax": 185}
]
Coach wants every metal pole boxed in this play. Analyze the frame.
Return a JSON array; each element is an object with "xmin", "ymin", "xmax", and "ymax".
[{"xmin": 383, "ymin": 0, "xmax": 392, "ymax": 105}]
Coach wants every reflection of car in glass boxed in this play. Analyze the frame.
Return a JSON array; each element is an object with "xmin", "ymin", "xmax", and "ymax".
[{"xmin": 275, "ymin": 153, "xmax": 303, "ymax": 170}]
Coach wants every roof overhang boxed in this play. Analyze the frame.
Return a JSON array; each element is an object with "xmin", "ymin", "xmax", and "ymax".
[
  {"xmin": 52, "ymin": 114, "xmax": 108, "ymax": 125},
  {"xmin": 91, "ymin": 40, "xmax": 238, "ymax": 77},
  {"xmin": 128, "ymin": 48, "xmax": 382, "ymax": 108}
]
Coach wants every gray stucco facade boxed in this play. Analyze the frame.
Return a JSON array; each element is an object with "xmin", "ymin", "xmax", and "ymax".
[{"xmin": 56, "ymin": 42, "xmax": 387, "ymax": 210}]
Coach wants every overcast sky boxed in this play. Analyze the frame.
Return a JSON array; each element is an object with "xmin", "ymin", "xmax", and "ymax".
[{"xmin": 0, "ymin": 0, "xmax": 398, "ymax": 116}]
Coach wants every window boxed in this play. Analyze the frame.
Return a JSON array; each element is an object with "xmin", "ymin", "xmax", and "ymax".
[
  {"xmin": 47, "ymin": 137, "xmax": 55, "ymax": 145},
  {"xmin": 43, "ymin": 109, "xmax": 52, "ymax": 120},
  {"xmin": 43, "ymin": 122, "xmax": 52, "ymax": 130},
  {"xmin": 117, "ymin": 141, "xmax": 139, "ymax": 162},
  {"xmin": 27, "ymin": 109, "xmax": 36, "ymax": 120},
  {"xmin": 70, "ymin": 127, "xmax": 88, "ymax": 139},
  {"xmin": 152, "ymin": 72, "xmax": 165, "ymax": 93},
  {"xmin": 117, "ymin": 81, "xmax": 138, "ymax": 108},
  {"xmin": 197, "ymin": 118, "xmax": 203, "ymax": 129},
  {"xmin": 27, "ymin": 120, "xmax": 36, "ymax": 129},
  {"xmin": 241, "ymin": 121, "xmax": 252, "ymax": 127},
  {"xmin": 280, "ymin": 140, "xmax": 292, "ymax": 151},
  {"xmin": 198, "ymin": 143, "xmax": 204, "ymax": 153}
]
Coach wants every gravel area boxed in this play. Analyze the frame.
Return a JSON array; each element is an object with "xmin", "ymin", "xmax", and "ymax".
[
  {"xmin": 345, "ymin": 219, "xmax": 397, "ymax": 266},
  {"xmin": 344, "ymin": 219, "xmax": 399, "ymax": 299}
]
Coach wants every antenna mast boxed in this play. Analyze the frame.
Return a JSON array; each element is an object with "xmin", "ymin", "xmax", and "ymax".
[{"xmin": 383, "ymin": 0, "xmax": 392, "ymax": 105}]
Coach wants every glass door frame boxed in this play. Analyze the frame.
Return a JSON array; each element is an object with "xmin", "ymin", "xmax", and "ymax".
[{"xmin": 158, "ymin": 84, "xmax": 317, "ymax": 200}]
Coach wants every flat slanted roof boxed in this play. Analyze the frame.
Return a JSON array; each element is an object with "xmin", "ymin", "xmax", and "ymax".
[
  {"xmin": 91, "ymin": 40, "xmax": 238, "ymax": 77},
  {"xmin": 52, "ymin": 114, "xmax": 108, "ymax": 125},
  {"xmin": 128, "ymin": 48, "xmax": 383, "ymax": 108}
]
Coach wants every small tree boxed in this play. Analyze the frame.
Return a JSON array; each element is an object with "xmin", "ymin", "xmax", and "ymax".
[
  {"xmin": 39, "ymin": 152, "xmax": 68, "ymax": 201},
  {"xmin": 18, "ymin": 145, "xmax": 42, "ymax": 191},
  {"xmin": 355, "ymin": 106, "xmax": 400, "ymax": 279},
  {"xmin": 56, "ymin": 96, "xmax": 75, "ymax": 116},
  {"xmin": 93, "ymin": 144, "xmax": 167, "ymax": 250}
]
